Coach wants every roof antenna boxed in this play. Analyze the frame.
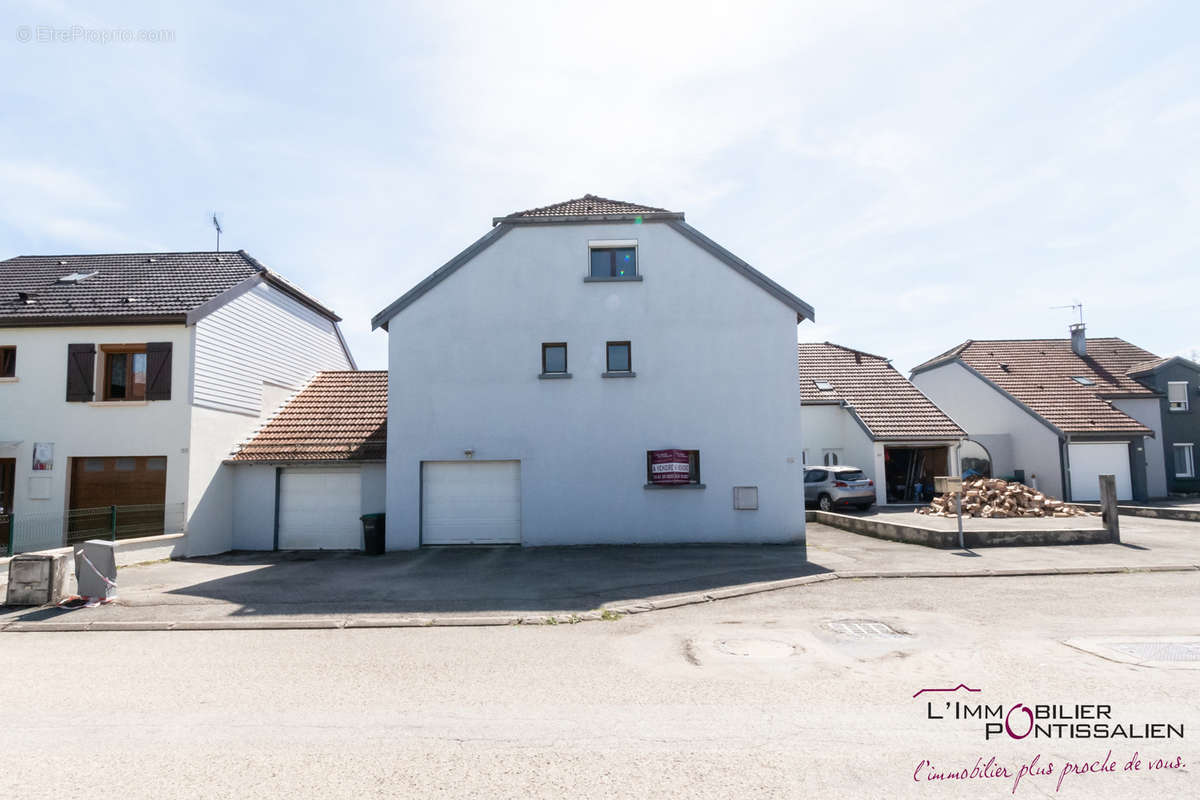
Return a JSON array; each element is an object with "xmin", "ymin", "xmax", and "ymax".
[
  {"xmin": 1050, "ymin": 301, "xmax": 1083, "ymax": 326},
  {"xmin": 212, "ymin": 213, "xmax": 223, "ymax": 252}
]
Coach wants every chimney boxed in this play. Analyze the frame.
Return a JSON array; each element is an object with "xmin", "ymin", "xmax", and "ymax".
[{"xmin": 1070, "ymin": 323, "xmax": 1086, "ymax": 356}]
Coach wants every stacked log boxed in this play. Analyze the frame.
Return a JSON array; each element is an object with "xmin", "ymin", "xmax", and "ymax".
[{"xmin": 914, "ymin": 478, "xmax": 1092, "ymax": 518}]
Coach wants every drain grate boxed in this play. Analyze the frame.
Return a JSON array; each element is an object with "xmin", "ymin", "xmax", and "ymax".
[
  {"xmin": 826, "ymin": 619, "xmax": 909, "ymax": 640},
  {"xmin": 1110, "ymin": 642, "xmax": 1200, "ymax": 663}
]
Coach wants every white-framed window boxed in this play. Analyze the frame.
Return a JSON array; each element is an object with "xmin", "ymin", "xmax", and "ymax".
[
  {"xmin": 822, "ymin": 449, "xmax": 841, "ymax": 466},
  {"xmin": 1168, "ymin": 381, "xmax": 1190, "ymax": 412},
  {"xmin": 1175, "ymin": 443, "xmax": 1196, "ymax": 478}
]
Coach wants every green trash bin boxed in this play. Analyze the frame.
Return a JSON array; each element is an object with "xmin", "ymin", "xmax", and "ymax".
[{"xmin": 361, "ymin": 513, "xmax": 386, "ymax": 555}]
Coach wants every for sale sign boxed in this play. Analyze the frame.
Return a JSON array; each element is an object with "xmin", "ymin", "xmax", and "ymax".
[{"xmin": 650, "ymin": 449, "xmax": 691, "ymax": 485}]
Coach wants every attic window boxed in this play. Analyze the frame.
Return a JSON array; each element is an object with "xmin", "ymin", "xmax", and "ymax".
[
  {"xmin": 56, "ymin": 270, "xmax": 99, "ymax": 284},
  {"xmin": 1071, "ymin": 376, "xmax": 1096, "ymax": 386},
  {"xmin": 814, "ymin": 380, "xmax": 833, "ymax": 391}
]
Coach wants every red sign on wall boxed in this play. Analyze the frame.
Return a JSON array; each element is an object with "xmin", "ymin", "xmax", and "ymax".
[{"xmin": 649, "ymin": 449, "xmax": 690, "ymax": 485}]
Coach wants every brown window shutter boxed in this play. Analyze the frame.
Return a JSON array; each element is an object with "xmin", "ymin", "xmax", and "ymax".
[
  {"xmin": 146, "ymin": 342, "xmax": 172, "ymax": 401},
  {"xmin": 66, "ymin": 343, "xmax": 96, "ymax": 402}
]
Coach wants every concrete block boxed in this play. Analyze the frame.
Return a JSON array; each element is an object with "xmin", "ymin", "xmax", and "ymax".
[{"xmin": 6, "ymin": 553, "xmax": 70, "ymax": 606}]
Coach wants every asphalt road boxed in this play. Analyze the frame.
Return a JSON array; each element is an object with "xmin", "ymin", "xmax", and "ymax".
[{"xmin": 2, "ymin": 571, "xmax": 1198, "ymax": 799}]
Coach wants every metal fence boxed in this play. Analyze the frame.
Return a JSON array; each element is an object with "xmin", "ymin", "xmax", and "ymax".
[{"xmin": 2, "ymin": 503, "xmax": 185, "ymax": 556}]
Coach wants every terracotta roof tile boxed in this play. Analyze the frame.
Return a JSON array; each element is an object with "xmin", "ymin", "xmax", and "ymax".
[
  {"xmin": 231, "ymin": 371, "xmax": 387, "ymax": 462},
  {"xmin": 499, "ymin": 194, "xmax": 675, "ymax": 219},
  {"xmin": 914, "ymin": 337, "xmax": 1157, "ymax": 435},
  {"xmin": 798, "ymin": 342, "xmax": 965, "ymax": 441}
]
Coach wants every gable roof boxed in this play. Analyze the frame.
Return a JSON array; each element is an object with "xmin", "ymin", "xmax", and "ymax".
[
  {"xmin": 1126, "ymin": 355, "xmax": 1200, "ymax": 376},
  {"xmin": 910, "ymin": 337, "xmax": 1157, "ymax": 435},
  {"xmin": 493, "ymin": 194, "xmax": 683, "ymax": 225},
  {"xmin": 230, "ymin": 371, "xmax": 387, "ymax": 463},
  {"xmin": 797, "ymin": 342, "xmax": 965, "ymax": 441},
  {"xmin": 0, "ymin": 250, "xmax": 341, "ymax": 326},
  {"xmin": 372, "ymin": 195, "xmax": 815, "ymax": 329}
]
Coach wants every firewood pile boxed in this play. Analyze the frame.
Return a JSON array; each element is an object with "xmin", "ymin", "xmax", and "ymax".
[{"xmin": 914, "ymin": 478, "xmax": 1092, "ymax": 518}]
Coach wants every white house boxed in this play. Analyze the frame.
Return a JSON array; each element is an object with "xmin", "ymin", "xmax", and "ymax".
[
  {"xmin": 910, "ymin": 326, "xmax": 1161, "ymax": 503},
  {"xmin": 797, "ymin": 342, "xmax": 965, "ymax": 507},
  {"xmin": 370, "ymin": 194, "xmax": 815, "ymax": 549},
  {"xmin": 0, "ymin": 251, "xmax": 354, "ymax": 556}
]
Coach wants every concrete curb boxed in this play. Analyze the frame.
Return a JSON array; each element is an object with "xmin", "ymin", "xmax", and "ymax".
[{"xmin": 2, "ymin": 564, "xmax": 1196, "ymax": 632}]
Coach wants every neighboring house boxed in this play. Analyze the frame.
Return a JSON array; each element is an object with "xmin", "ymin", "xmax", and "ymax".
[
  {"xmin": 227, "ymin": 370, "xmax": 387, "ymax": 550},
  {"xmin": 797, "ymin": 342, "xmax": 965, "ymax": 506},
  {"xmin": 910, "ymin": 325, "xmax": 1163, "ymax": 503},
  {"xmin": 370, "ymin": 194, "xmax": 815, "ymax": 548},
  {"xmin": 0, "ymin": 251, "xmax": 354, "ymax": 556},
  {"xmin": 1126, "ymin": 356, "xmax": 1200, "ymax": 495}
]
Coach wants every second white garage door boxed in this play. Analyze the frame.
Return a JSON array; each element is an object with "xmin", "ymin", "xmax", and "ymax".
[
  {"xmin": 422, "ymin": 461, "xmax": 521, "ymax": 545},
  {"xmin": 278, "ymin": 468, "xmax": 363, "ymax": 549},
  {"xmin": 1068, "ymin": 442, "xmax": 1132, "ymax": 502}
]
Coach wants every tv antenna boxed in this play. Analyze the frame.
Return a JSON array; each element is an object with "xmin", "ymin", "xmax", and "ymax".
[
  {"xmin": 212, "ymin": 213, "xmax": 223, "ymax": 252},
  {"xmin": 1050, "ymin": 301, "xmax": 1083, "ymax": 326}
]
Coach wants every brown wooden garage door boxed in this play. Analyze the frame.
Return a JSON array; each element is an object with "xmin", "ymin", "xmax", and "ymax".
[{"xmin": 69, "ymin": 456, "xmax": 168, "ymax": 540}]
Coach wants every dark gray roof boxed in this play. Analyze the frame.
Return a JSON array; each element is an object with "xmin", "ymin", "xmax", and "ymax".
[{"xmin": 0, "ymin": 250, "xmax": 340, "ymax": 326}]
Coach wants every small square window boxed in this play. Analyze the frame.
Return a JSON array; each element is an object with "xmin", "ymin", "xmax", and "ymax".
[
  {"xmin": 590, "ymin": 246, "xmax": 637, "ymax": 278},
  {"xmin": 607, "ymin": 341, "xmax": 631, "ymax": 373},
  {"xmin": 542, "ymin": 343, "xmax": 567, "ymax": 374},
  {"xmin": 0, "ymin": 346, "xmax": 15, "ymax": 378}
]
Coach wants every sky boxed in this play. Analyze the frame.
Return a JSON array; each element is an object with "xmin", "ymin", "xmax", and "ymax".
[{"xmin": 2, "ymin": 0, "xmax": 1197, "ymax": 371}]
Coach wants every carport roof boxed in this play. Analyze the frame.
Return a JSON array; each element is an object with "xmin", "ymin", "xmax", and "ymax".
[
  {"xmin": 230, "ymin": 371, "xmax": 387, "ymax": 463},
  {"xmin": 797, "ymin": 342, "xmax": 965, "ymax": 441}
]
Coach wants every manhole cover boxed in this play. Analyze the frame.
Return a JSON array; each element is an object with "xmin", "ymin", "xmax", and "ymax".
[
  {"xmin": 1110, "ymin": 642, "xmax": 1200, "ymax": 662},
  {"xmin": 716, "ymin": 638, "xmax": 796, "ymax": 658},
  {"xmin": 826, "ymin": 619, "xmax": 909, "ymax": 640}
]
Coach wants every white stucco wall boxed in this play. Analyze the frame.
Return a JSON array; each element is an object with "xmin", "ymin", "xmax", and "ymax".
[
  {"xmin": 231, "ymin": 463, "xmax": 277, "ymax": 550},
  {"xmin": 799, "ymin": 404, "xmax": 874, "ymax": 472},
  {"xmin": 229, "ymin": 462, "xmax": 384, "ymax": 550},
  {"xmin": 912, "ymin": 362, "xmax": 1065, "ymax": 498},
  {"xmin": 1112, "ymin": 397, "xmax": 1167, "ymax": 498},
  {"xmin": 0, "ymin": 323, "xmax": 193, "ymax": 551},
  {"xmin": 384, "ymin": 221, "xmax": 807, "ymax": 548},
  {"xmin": 185, "ymin": 382, "xmax": 296, "ymax": 555}
]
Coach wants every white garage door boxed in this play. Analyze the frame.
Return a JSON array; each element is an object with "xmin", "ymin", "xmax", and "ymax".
[
  {"xmin": 422, "ymin": 461, "xmax": 521, "ymax": 545},
  {"xmin": 1068, "ymin": 443, "xmax": 1132, "ymax": 502},
  {"xmin": 278, "ymin": 468, "xmax": 362, "ymax": 549}
]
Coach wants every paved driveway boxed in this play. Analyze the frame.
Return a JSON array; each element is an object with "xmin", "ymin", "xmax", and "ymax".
[{"xmin": 3, "ymin": 516, "xmax": 1197, "ymax": 628}]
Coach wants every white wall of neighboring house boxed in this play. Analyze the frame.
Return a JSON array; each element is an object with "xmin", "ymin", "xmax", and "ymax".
[
  {"xmin": 229, "ymin": 461, "xmax": 386, "ymax": 550},
  {"xmin": 801, "ymin": 403, "xmax": 882, "ymax": 500},
  {"xmin": 385, "ymin": 222, "xmax": 807, "ymax": 548},
  {"xmin": 1111, "ymin": 397, "xmax": 1168, "ymax": 498},
  {"xmin": 184, "ymin": 283, "xmax": 353, "ymax": 555},
  {"xmin": 0, "ymin": 323, "xmax": 193, "ymax": 548},
  {"xmin": 0, "ymin": 280, "xmax": 354, "ymax": 556},
  {"xmin": 912, "ymin": 362, "xmax": 1065, "ymax": 498}
]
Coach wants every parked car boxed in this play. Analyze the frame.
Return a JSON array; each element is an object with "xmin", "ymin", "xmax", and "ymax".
[{"xmin": 804, "ymin": 466, "xmax": 875, "ymax": 511}]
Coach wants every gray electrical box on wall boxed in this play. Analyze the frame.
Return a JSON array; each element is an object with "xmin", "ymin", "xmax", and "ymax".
[{"xmin": 733, "ymin": 486, "xmax": 759, "ymax": 510}]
